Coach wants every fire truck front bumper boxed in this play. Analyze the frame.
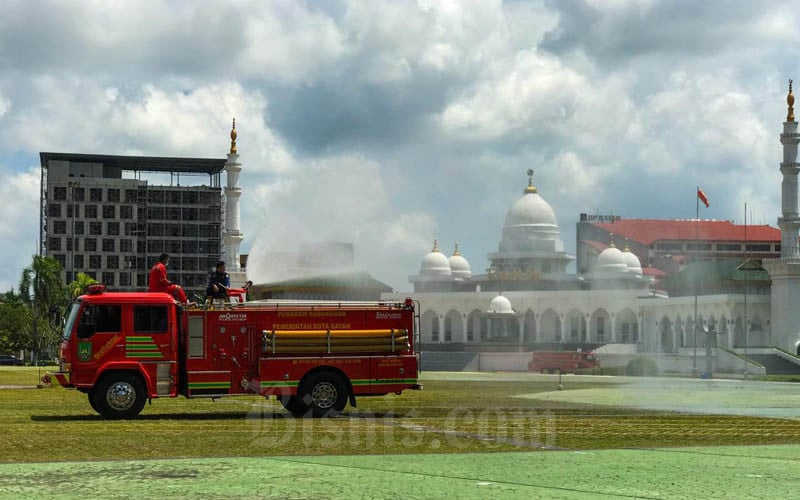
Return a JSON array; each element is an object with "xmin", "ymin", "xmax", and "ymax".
[{"xmin": 47, "ymin": 371, "xmax": 73, "ymax": 388}]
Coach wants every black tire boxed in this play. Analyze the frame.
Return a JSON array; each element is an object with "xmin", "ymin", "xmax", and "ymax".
[
  {"xmin": 92, "ymin": 373, "xmax": 147, "ymax": 419},
  {"xmin": 278, "ymin": 395, "xmax": 307, "ymax": 417},
  {"xmin": 298, "ymin": 371, "xmax": 348, "ymax": 418},
  {"xmin": 87, "ymin": 390, "xmax": 101, "ymax": 414}
]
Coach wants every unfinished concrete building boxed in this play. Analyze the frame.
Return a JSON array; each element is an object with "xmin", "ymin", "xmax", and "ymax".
[{"xmin": 39, "ymin": 152, "xmax": 226, "ymax": 298}]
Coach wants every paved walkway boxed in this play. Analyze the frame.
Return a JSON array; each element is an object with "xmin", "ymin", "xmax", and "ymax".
[{"xmin": 0, "ymin": 445, "xmax": 798, "ymax": 499}]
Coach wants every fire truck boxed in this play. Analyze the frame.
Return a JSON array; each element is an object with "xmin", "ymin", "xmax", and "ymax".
[
  {"xmin": 528, "ymin": 350, "xmax": 600, "ymax": 374},
  {"xmin": 48, "ymin": 285, "xmax": 421, "ymax": 419}
]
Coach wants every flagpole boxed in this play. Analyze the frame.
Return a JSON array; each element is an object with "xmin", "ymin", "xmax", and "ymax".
[
  {"xmin": 743, "ymin": 202, "xmax": 748, "ymax": 378},
  {"xmin": 693, "ymin": 186, "xmax": 699, "ymax": 376}
]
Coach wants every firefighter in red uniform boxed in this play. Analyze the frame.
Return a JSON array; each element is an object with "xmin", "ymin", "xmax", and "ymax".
[{"xmin": 148, "ymin": 253, "xmax": 192, "ymax": 305}]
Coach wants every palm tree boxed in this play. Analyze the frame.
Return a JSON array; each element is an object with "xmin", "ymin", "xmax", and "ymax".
[
  {"xmin": 68, "ymin": 272, "xmax": 97, "ymax": 299},
  {"xmin": 18, "ymin": 256, "xmax": 68, "ymax": 363}
]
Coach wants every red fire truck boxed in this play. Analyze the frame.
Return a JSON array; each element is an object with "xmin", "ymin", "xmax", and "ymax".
[
  {"xmin": 528, "ymin": 350, "xmax": 600, "ymax": 374},
  {"xmin": 48, "ymin": 285, "xmax": 421, "ymax": 419}
]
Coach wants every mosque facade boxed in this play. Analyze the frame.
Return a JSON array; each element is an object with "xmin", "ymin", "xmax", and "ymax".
[{"xmin": 383, "ymin": 85, "xmax": 800, "ymax": 369}]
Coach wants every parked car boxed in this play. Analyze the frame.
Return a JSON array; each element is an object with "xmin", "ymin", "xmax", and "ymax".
[{"xmin": 0, "ymin": 355, "xmax": 24, "ymax": 366}]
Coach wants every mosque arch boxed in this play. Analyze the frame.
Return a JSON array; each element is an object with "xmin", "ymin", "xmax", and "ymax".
[
  {"xmin": 718, "ymin": 315, "xmax": 729, "ymax": 348},
  {"xmin": 589, "ymin": 308, "xmax": 611, "ymax": 343},
  {"xmin": 749, "ymin": 315, "xmax": 767, "ymax": 346},
  {"xmin": 674, "ymin": 317, "xmax": 684, "ymax": 348},
  {"xmin": 421, "ymin": 309, "xmax": 439, "ymax": 344},
  {"xmin": 659, "ymin": 316, "xmax": 673, "ymax": 353},
  {"xmin": 444, "ymin": 309, "xmax": 463, "ymax": 343},
  {"xmin": 565, "ymin": 309, "xmax": 587, "ymax": 343},
  {"xmin": 540, "ymin": 308, "xmax": 561, "ymax": 343},
  {"xmin": 615, "ymin": 308, "xmax": 638, "ymax": 344},
  {"xmin": 523, "ymin": 309, "xmax": 537, "ymax": 343},
  {"xmin": 684, "ymin": 315, "xmax": 695, "ymax": 347},
  {"xmin": 733, "ymin": 316, "xmax": 745, "ymax": 347},
  {"xmin": 706, "ymin": 314, "xmax": 718, "ymax": 348},
  {"xmin": 466, "ymin": 309, "xmax": 482, "ymax": 343}
]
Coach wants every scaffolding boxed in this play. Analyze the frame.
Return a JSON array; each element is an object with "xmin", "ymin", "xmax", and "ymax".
[{"xmin": 39, "ymin": 152, "xmax": 226, "ymax": 295}]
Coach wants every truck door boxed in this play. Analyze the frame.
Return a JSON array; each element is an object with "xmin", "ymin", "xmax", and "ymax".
[
  {"xmin": 72, "ymin": 304, "xmax": 124, "ymax": 386},
  {"xmin": 130, "ymin": 304, "xmax": 178, "ymax": 396}
]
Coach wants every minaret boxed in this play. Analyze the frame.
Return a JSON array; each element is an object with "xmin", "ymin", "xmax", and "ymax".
[
  {"xmin": 223, "ymin": 118, "xmax": 245, "ymax": 278},
  {"xmin": 779, "ymin": 80, "xmax": 800, "ymax": 258},
  {"xmin": 764, "ymin": 80, "xmax": 800, "ymax": 353}
]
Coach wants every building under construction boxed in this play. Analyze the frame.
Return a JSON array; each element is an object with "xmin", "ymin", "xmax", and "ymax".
[{"xmin": 39, "ymin": 152, "xmax": 227, "ymax": 298}]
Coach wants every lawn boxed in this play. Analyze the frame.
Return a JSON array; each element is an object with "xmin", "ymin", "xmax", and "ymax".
[
  {"xmin": 0, "ymin": 365, "xmax": 56, "ymax": 386},
  {"xmin": 2, "ymin": 369, "xmax": 800, "ymax": 464}
]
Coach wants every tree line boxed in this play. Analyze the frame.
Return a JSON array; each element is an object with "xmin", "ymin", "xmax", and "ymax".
[{"xmin": 0, "ymin": 256, "xmax": 95, "ymax": 362}]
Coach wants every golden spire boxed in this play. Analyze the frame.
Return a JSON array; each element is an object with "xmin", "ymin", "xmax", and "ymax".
[
  {"xmin": 230, "ymin": 117, "xmax": 238, "ymax": 154},
  {"xmin": 624, "ymin": 239, "xmax": 631, "ymax": 252},
  {"xmin": 788, "ymin": 80, "xmax": 795, "ymax": 122},
  {"xmin": 453, "ymin": 242, "xmax": 460, "ymax": 256},
  {"xmin": 609, "ymin": 234, "xmax": 616, "ymax": 248},
  {"xmin": 524, "ymin": 169, "xmax": 538, "ymax": 194},
  {"xmin": 432, "ymin": 239, "xmax": 440, "ymax": 252}
]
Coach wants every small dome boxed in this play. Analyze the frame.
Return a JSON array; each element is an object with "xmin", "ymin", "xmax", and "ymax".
[
  {"xmin": 488, "ymin": 295, "xmax": 513, "ymax": 314},
  {"xmin": 595, "ymin": 242, "xmax": 628, "ymax": 275},
  {"xmin": 448, "ymin": 243, "xmax": 471, "ymax": 279},
  {"xmin": 420, "ymin": 240, "xmax": 452, "ymax": 276},
  {"xmin": 621, "ymin": 246, "xmax": 642, "ymax": 277}
]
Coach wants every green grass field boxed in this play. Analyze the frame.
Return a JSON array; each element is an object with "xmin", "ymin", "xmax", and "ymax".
[{"xmin": 3, "ymin": 367, "xmax": 800, "ymax": 464}]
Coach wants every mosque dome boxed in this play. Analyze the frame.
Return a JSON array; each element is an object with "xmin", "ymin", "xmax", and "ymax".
[
  {"xmin": 420, "ymin": 240, "xmax": 452, "ymax": 277},
  {"xmin": 487, "ymin": 294, "xmax": 513, "ymax": 314},
  {"xmin": 494, "ymin": 171, "xmax": 565, "ymax": 257},
  {"xmin": 594, "ymin": 242, "xmax": 629, "ymax": 276},
  {"xmin": 504, "ymin": 188, "xmax": 558, "ymax": 227},
  {"xmin": 448, "ymin": 243, "xmax": 472, "ymax": 279},
  {"xmin": 621, "ymin": 245, "xmax": 643, "ymax": 277}
]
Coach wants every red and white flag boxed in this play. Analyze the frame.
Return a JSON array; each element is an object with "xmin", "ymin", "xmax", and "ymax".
[{"xmin": 697, "ymin": 188, "xmax": 709, "ymax": 208}]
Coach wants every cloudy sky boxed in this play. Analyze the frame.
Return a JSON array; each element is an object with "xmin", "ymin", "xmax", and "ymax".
[{"xmin": 0, "ymin": 0, "xmax": 798, "ymax": 292}]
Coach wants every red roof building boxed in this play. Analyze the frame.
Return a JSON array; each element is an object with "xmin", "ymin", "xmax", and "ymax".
[{"xmin": 576, "ymin": 216, "xmax": 781, "ymax": 281}]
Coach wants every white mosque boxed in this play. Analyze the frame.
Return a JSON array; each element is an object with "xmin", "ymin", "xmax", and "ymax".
[{"xmin": 383, "ymin": 83, "xmax": 800, "ymax": 375}]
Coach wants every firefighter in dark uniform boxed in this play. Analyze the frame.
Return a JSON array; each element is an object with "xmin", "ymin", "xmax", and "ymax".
[{"xmin": 206, "ymin": 260, "xmax": 231, "ymax": 300}]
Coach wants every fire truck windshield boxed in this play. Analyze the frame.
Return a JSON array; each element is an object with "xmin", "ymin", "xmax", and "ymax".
[{"xmin": 63, "ymin": 302, "xmax": 80, "ymax": 340}]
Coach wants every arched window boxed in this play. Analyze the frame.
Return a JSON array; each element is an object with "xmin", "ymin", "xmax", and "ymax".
[
  {"xmin": 523, "ymin": 310, "xmax": 536, "ymax": 342},
  {"xmin": 467, "ymin": 309, "xmax": 481, "ymax": 342}
]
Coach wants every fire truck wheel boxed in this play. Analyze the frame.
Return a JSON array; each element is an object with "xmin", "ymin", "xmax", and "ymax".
[
  {"xmin": 93, "ymin": 373, "xmax": 147, "ymax": 419},
  {"xmin": 299, "ymin": 371, "xmax": 348, "ymax": 418},
  {"xmin": 278, "ymin": 395, "xmax": 307, "ymax": 417},
  {"xmin": 87, "ymin": 390, "xmax": 101, "ymax": 414}
]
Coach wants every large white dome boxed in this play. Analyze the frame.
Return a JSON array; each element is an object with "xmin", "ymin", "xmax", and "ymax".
[
  {"xmin": 504, "ymin": 191, "xmax": 558, "ymax": 227},
  {"xmin": 420, "ymin": 240, "xmax": 452, "ymax": 276},
  {"xmin": 448, "ymin": 243, "xmax": 471, "ymax": 279},
  {"xmin": 488, "ymin": 294, "xmax": 513, "ymax": 314},
  {"xmin": 493, "ymin": 176, "xmax": 566, "ymax": 257}
]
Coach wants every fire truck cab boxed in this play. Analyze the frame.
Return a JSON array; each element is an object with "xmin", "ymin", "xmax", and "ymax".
[{"xmin": 50, "ymin": 285, "xmax": 420, "ymax": 419}]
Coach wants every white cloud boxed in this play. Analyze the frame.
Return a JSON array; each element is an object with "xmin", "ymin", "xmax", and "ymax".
[
  {"xmin": 0, "ymin": 0, "xmax": 796, "ymax": 291},
  {"xmin": 0, "ymin": 166, "xmax": 41, "ymax": 292},
  {"xmin": 0, "ymin": 92, "xmax": 8, "ymax": 117},
  {"xmin": 244, "ymin": 153, "xmax": 438, "ymax": 289}
]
